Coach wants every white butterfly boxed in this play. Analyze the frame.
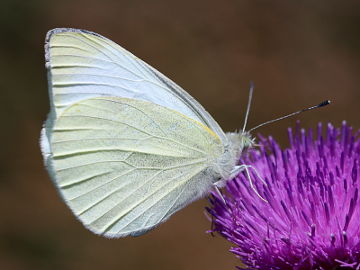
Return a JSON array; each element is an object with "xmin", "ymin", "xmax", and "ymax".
[{"xmin": 40, "ymin": 28, "xmax": 261, "ymax": 238}]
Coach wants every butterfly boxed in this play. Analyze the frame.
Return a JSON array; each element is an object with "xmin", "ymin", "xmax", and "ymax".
[{"xmin": 40, "ymin": 28, "xmax": 329, "ymax": 238}]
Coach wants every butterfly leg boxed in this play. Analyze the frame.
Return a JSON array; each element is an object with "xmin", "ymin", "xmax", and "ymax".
[
  {"xmin": 234, "ymin": 164, "xmax": 268, "ymax": 202},
  {"xmin": 244, "ymin": 165, "xmax": 268, "ymax": 186},
  {"xmin": 213, "ymin": 182, "xmax": 227, "ymax": 205},
  {"xmin": 212, "ymin": 164, "xmax": 268, "ymax": 204}
]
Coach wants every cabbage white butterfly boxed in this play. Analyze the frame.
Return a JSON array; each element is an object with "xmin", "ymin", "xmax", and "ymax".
[{"xmin": 41, "ymin": 28, "xmax": 329, "ymax": 238}]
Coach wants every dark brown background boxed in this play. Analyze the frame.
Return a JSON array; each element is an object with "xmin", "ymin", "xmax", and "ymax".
[{"xmin": 1, "ymin": 1, "xmax": 359, "ymax": 269}]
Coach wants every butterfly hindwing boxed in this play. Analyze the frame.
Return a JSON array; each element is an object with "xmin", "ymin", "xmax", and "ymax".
[{"xmin": 48, "ymin": 97, "xmax": 224, "ymax": 237}]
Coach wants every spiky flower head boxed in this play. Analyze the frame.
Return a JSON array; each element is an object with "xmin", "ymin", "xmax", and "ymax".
[{"xmin": 207, "ymin": 122, "xmax": 360, "ymax": 269}]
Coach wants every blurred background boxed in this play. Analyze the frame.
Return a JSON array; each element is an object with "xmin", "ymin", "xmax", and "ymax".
[{"xmin": 1, "ymin": 0, "xmax": 359, "ymax": 269}]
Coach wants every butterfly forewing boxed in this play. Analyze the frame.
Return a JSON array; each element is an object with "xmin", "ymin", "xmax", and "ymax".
[{"xmin": 45, "ymin": 28, "xmax": 226, "ymax": 141}]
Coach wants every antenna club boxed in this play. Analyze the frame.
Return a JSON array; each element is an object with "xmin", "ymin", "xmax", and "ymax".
[{"xmin": 319, "ymin": 100, "xmax": 331, "ymax": 107}]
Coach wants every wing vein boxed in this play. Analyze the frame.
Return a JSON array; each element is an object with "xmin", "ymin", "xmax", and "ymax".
[
  {"xmin": 53, "ymin": 147, "xmax": 192, "ymax": 159},
  {"xmin": 106, "ymin": 165, "xmax": 205, "ymax": 234},
  {"xmin": 77, "ymin": 170, "xmax": 163, "ymax": 216},
  {"xmin": 82, "ymin": 34, "xmax": 151, "ymax": 79},
  {"xmin": 60, "ymin": 171, "xmax": 112, "ymax": 188},
  {"xmin": 56, "ymin": 160, "xmax": 135, "ymax": 172},
  {"xmin": 51, "ymin": 63, "xmax": 107, "ymax": 70},
  {"xmin": 58, "ymin": 33, "xmax": 145, "ymax": 79},
  {"xmin": 58, "ymin": 114, "xmax": 207, "ymax": 155},
  {"xmin": 76, "ymin": 159, "xmax": 207, "ymax": 219},
  {"xmin": 82, "ymin": 98, "xmax": 168, "ymax": 136},
  {"xmin": 68, "ymin": 168, "xmax": 136, "ymax": 201}
]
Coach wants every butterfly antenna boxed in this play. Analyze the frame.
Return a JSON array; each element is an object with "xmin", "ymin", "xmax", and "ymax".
[
  {"xmin": 242, "ymin": 82, "xmax": 254, "ymax": 133},
  {"xmin": 248, "ymin": 100, "xmax": 331, "ymax": 133}
]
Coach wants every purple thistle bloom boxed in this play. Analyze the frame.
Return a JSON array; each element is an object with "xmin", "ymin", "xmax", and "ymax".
[{"xmin": 207, "ymin": 122, "xmax": 360, "ymax": 269}]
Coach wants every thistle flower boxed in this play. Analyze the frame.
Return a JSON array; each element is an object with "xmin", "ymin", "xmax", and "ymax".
[{"xmin": 207, "ymin": 122, "xmax": 360, "ymax": 269}]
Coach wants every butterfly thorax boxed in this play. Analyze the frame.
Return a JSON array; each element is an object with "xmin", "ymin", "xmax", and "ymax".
[{"xmin": 210, "ymin": 131, "xmax": 255, "ymax": 184}]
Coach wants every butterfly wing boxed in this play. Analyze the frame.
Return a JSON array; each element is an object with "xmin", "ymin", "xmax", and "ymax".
[
  {"xmin": 48, "ymin": 97, "xmax": 224, "ymax": 237},
  {"xmin": 44, "ymin": 28, "xmax": 226, "ymax": 141}
]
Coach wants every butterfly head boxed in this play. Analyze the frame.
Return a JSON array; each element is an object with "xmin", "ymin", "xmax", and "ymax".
[{"xmin": 226, "ymin": 131, "xmax": 256, "ymax": 157}]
